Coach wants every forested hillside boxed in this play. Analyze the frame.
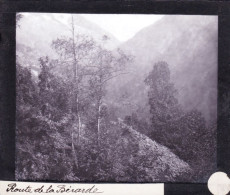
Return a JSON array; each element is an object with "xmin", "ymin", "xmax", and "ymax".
[{"xmin": 16, "ymin": 14, "xmax": 217, "ymax": 182}]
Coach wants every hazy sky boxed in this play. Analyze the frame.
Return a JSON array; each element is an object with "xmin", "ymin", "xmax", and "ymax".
[
  {"xmin": 22, "ymin": 13, "xmax": 164, "ymax": 42},
  {"xmin": 82, "ymin": 14, "xmax": 164, "ymax": 41}
]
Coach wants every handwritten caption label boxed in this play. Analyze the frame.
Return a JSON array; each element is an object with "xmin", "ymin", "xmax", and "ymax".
[
  {"xmin": 0, "ymin": 181, "xmax": 164, "ymax": 195},
  {"xmin": 6, "ymin": 183, "xmax": 103, "ymax": 194}
]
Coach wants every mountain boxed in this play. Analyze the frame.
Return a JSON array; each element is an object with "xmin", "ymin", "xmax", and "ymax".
[
  {"xmin": 107, "ymin": 15, "xmax": 217, "ymax": 124},
  {"xmin": 15, "ymin": 14, "xmax": 214, "ymax": 182},
  {"xmin": 16, "ymin": 13, "xmax": 120, "ymax": 75}
]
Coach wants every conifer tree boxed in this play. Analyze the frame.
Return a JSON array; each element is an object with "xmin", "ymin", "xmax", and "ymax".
[{"xmin": 144, "ymin": 61, "xmax": 181, "ymax": 130}]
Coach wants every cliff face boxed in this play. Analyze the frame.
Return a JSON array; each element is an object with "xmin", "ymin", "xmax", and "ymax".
[{"xmin": 108, "ymin": 122, "xmax": 191, "ymax": 182}]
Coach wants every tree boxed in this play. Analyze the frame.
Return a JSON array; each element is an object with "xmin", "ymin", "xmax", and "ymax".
[
  {"xmin": 87, "ymin": 47, "xmax": 132, "ymax": 147},
  {"xmin": 144, "ymin": 61, "xmax": 181, "ymax": 130},
  {"xmin": 16, "ymin": 57, "xmax": 79, "ymax": 180},
  {"xmin": 145, "ymin": 61, "xmax": 215, "ymax": 182},
  {"xmin": 16, "ymin": 14, "xmax": 133, "ymax": 180},
  {"xmin": 38, "ymin": 56, "xmax": 70, "ymax": 120},
  {"xmin": 52, "ymin": 16, "xmax": 96, "ymax": 168}
]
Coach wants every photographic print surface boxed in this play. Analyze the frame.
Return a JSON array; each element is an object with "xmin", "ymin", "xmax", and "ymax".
[{"xmin": 16, "ymin": 13, "xmax": 217, "ymax": 182}]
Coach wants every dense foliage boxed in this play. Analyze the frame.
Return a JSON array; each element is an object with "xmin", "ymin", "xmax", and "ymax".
[
  {"xmin": 16, "ymin": 17, "xmax": 216, "ymax": 182},
  {"xmin": 16, "ymin": 31, "xmax": 134, "ymax": 181},
  {"xmin": 143, "ymin": 61, "xmax": 216, "ymax": 181}
]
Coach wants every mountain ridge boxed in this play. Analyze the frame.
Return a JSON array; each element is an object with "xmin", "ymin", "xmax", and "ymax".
[
  {"xmin": 16, "ymin": 13, "xmax": 120, "ymax": 74},
  {"xmin": 108, "ymin": 15, "xmax": 218, "ymax": 124}
]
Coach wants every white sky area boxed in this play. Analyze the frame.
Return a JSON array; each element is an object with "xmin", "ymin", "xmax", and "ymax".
[
  {"xmin": 81, "ymin": 14, "xmax": 164, "ymax": 41},
  {"xmin": 22, "ymin": 13, "xmax": 164, "ymax": 42}
]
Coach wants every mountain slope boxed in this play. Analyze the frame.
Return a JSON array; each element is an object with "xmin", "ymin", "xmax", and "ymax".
[
  {"xmin": 108, "ymin": 121, "xmax": 191, "ymax": 182},
  {"xmin": 108, "ymin": 15, "xmax": 217, "ymax": 124},
  {"xmin": 16, "ymin": 13, "xmax": 120, "ymax": 74}
]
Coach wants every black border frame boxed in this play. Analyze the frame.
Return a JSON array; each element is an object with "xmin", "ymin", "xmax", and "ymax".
[{"xmin": 1, "ymin": 1, "xmax": 230, "ymax": 194}]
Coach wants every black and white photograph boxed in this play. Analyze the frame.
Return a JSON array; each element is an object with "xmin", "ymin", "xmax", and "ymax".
[{"xmin": 16, "ymin": 13, "xmax": 217, "ymax": 183}]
